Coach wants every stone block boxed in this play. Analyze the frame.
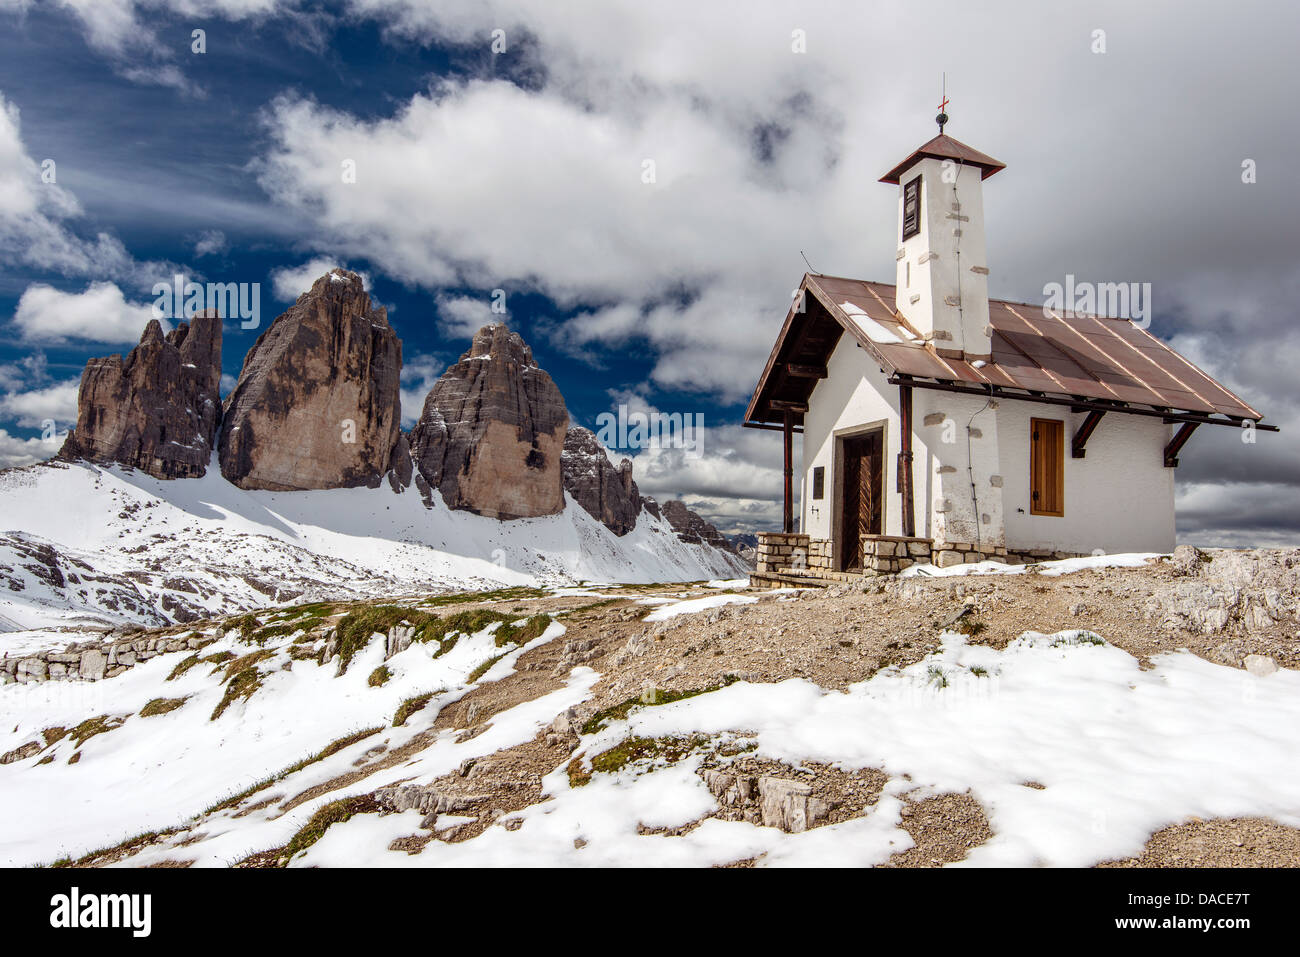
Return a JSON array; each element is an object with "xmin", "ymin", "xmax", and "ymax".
[
  {"xmin": 16, "ymin": 658, "xmax": 47, "ymax": 682},
  {"xmin": 1244, "ymin": 655, "xmax": 1278, "ymax": 677},
  {"xmin": 79, "ymin": 649, "xmax": 106, "ymax": 680}
]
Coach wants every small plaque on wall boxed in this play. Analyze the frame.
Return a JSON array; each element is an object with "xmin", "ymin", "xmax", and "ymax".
[
  {"xmin": 902, "ymin": 175, "xmax": 921, "ymax": 241},
  {"xmin": 812, "ymin": 466, "xmax": 825, "ymax": 500}
]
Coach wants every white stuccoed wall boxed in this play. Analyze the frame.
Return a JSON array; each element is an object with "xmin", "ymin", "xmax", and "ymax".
[
  {"xmin": 802, "ymin": 337, "xmax": 903, "ymax": 544},
  {"xmin": 802, "ymin": 336, "xmax": 1177, "ymax": 560},
  {"xmin": 920, "ymin": 389, "xmax": 1006, "ymax": 550},
  {"xmin": 803, "ymin": 336, "xmax": 1005, "ymax": 553},
  {"xmin": 894, "ymin": 157, "xmax": 992, "ymax": 359},
  {"xmin": 996, "ymin": 402, "xmax": 1176, "ymax": 554}
]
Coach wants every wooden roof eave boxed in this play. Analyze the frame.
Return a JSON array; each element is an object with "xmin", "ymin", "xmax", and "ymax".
[
  {"xmin": 744, "ymin": 274, "xmax": 812, "ymax": 425},
  {"xmin": 745, "ymin": 274, "xmax": 905, "ymax": 426},
  {"xmin": 886, "ymin": 373, "xmax": 1278, "ymax": 431}
]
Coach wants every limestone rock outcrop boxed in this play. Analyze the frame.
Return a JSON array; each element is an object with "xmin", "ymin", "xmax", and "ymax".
[
  {"xmin": 562, "ymin": 426, "xmax": 642, "ymax": 536},
  {"xmin": 1143, "ymin": 545, "xmax": 1298, "ymax": 636},
  {"xmin": 219, "ymin": 270, "xmax": 402, "ymax": 490},
  {"xmin": 660, "ymin": 499, "xmax": 737, "ymax": 553},
  {"xmin": 58, "ymin": 311, "xmax": 222, "ymax": 478},
  {"xmin": 408, "ymin": 324, "xmax": 568, "ymax": 520}
]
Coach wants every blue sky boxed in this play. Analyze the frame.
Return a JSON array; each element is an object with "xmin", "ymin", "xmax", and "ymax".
[
  {"xmin": 0, "ymin": 4, "xmax": 663, "ymax": 480},
  {"xmin": 0, "ymin": 1, "xmax": 1297, "ymax": 543}
]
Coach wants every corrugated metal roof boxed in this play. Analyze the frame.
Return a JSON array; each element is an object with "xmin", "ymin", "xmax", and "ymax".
[{"xmin": 746, "ymin": 273, "xmax": 1264, "ymax": 424}]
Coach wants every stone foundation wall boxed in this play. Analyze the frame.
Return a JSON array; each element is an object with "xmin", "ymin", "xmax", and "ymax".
[
  {"xmin": 756, "ymin": 533, "xmax": 810, "ymax": 573},
  {"xmin": 0, "ymin": 632, "xmax": 210, "ymax": 685},
  {"xmin": 806, "ymin": 538, "xmax": 833, "ymax": 572},
  {"xmin": 862, "ymin": 535, "xmax": 934, "ymax": 574},
  {"xmin": 931, "ymin": 541, "xmax": 1008, "ymax": 568},
  {"xmin": 756, "ymin": 532, "xmax": 1086, "ymax": 582}
]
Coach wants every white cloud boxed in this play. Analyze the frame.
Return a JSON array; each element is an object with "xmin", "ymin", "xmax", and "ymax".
[
  {"xmin": 575, "ymin": 389, "xmax": 787, "ymax": 526},
  {"xmin": 0, "ymin": 352, "xmax": 48, "ymax": 391},
  {"xmin": 0, "ymin": 90, "xmax": 182, "ymax": 285},
  {"xmin": 12, "ymin": 0, "xmax": 1300, "ymax": 542},
  {"xmin": 48, "ymin": 0, "xmax": 284, "ymax": 54},
  {"xmin": 194, "ymin": 229, "xmax": 228, "ymax": 258},
  {"xmin": 245, "ymin": 2, "xmax": 1300, "ymax": 408},
  {"xmin": 0, "ymin": 427, "xmax": 59, "ymax": 470},
  {"xmin": 12, "ymin": 281, "xmax": 160, "ymax": 344},
  {"xmin": 0, "ymin": 92, "xmax": 140, "ymax": 278},
  {"xmin": 255, "ymin": 77, "xmax": 842, "ymax": 401},
  {"xmin": 0, "ymin": 380, "xmax": 79, "ymax": 429},
  {"xmin": 629, "ymin": 421, "xmax": 786, "ymax": 503},
  {"xmin": 270, "ymin": 257, "xmax": 371, "ymax": 300},
  {"xmin": 435, "ymin": 294, "xmax": 495, "ymax": 338}
]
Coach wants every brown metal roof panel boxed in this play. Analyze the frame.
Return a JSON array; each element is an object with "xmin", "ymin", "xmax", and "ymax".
[
  {"xmin": 990, "ymin": 342, "xmax": 1053, "ymax": 374},
  {"xmin": 1032, "ymin": 364, "xmax": 1113, "ymax": 397},
  {"xmin": 1152, "ymin": 388, "xmax": 1221, "ymax": 412},
  {"xmin": 748, "ymin": 274, "xmax": 1267, "ymax": 426},
  {"xmin": 885, "ymin": 346, "xmax": 963, "ymax": 379},
  {"xmin": 950, "ymin": 365, "xmax": 1021, "ymax": 389},
  {"xmin": 1000, "ymin": 331, "xmax": 1084, "ymax": 362},
  {"xmin": 879, "ymin": 134, "xmax": 1007, "ymax": 184},
  {"xmin": 1087, "ymin": 370, "xmax": 1166, "ymax": 399},
  {"xmin": 1172, "ymin": 373, "xmax": 1259, "ymax": 415}
]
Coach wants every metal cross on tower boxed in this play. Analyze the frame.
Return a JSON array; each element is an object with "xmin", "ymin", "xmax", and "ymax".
[{"xmin": 936, "ymin": 73, "xmax": 949, "ymax": 134}]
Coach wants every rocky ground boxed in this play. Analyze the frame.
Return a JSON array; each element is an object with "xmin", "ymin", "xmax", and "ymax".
[{"xmin": 5, "ymin": 545, "xmax": 1298, "ymax": 868}]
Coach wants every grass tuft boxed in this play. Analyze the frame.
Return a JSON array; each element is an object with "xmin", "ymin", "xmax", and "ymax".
[
  {"xmin": 167, "ymin": 654, "xmax": 200, "ymax": 681},
  {"xmin": 493, "ymin": 614, "xmax": 552, "ymax": 648},
  {"xmin": 392, "ymin": 691, "xmax": 437, "ymax": 727},
  {"xmin": 581, "ymin": 678, "xmax": 738, "ymax": 735},
  {"xmin": 330, "ymin": 605, "xmax": 525, "ymax": 674},
  {"xmin": 280, "ymin": 794, "xmax": 380, "ymax": 862},
  {"xmin": 69, "ymin": 715, "xmax": 122, "ymax": 747},
  {"xmin": 468, "ymin": 654, "xmax": 506, "ymax": 683},
  {"xmin": 140, "ymin": 697, "xmax": 187, "ymax": 717},
  {"xmin": 205, "ymin": 727, "xmax": 383, "ymax": 815},
  {"xmin": 587, "ymin": 735, "xmax": 711, "ymax": 779},
  {"xmin": 210, "ymin": 651, "xmax": 275, "ymax": 721},
  {"xmin": 1050, "ymin": 630, "xmax": 1107, "ymax": 648}
]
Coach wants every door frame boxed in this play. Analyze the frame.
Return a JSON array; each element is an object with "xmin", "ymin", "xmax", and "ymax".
[{"xmin": 832, "ymin": 421, "xmax": 888, "ymax": 572}]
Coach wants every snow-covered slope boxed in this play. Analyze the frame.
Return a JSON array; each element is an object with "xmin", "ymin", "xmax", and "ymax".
[
  {"xmin": 5, "ymin": 609, "xmax": 1298, "ymax": 869},
  {"xmin": 0, "ymin": 605, "xmax": 576, "ymax": 867},
  {"xmin": 0, "ymin": 460, "xmax": 749, "ymax": 633}
]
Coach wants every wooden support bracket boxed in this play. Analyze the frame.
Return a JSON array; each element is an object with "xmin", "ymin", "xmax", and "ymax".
[
  {"xmin": 1071, "ymin": 410, "xmax": 1106, "ymax": 458},
  {"xmin": 1164, "ymin": 421, "xmax": 1199, "ymax": 468}
]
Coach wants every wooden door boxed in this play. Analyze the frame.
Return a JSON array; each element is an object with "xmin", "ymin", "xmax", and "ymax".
[{"xmin": 840, "ymin": 431, "xmax": 883, "ymax": 570}]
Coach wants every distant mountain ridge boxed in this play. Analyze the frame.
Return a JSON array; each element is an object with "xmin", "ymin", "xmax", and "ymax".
[
  {"xmin": 3, "ymin": 271, "xmax": 747, "ymax": 631},
  {"xmin": 54, "ymin": 269, "xmax": 734, "ymax": 555}
]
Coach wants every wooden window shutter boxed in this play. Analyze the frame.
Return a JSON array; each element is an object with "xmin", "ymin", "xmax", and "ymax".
[{"xmin": 1030, "ymin": 418, "xmax": 1065, "ymax": 517}]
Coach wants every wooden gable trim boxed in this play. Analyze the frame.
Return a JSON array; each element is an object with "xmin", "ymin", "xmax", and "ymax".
[
  {"xmin": 744, "ymin": 274, "xmax": 898, "ymax": 426},
  {"xmin": 743, "ymin": 276, "xmax": 810, "ymax": 424},
  {"xmin": 802, "ymin": 276, "xmax": 896, "ymax": 374}
]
